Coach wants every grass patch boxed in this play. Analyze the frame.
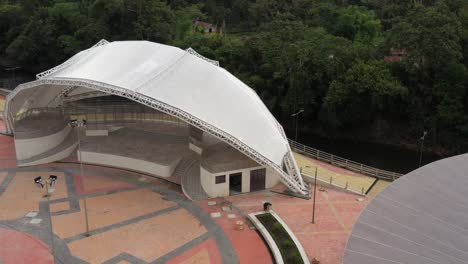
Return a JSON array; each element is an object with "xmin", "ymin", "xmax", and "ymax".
[{"xmin": 256, "ymin": 212, "xmax": 303, "ymax": 264}]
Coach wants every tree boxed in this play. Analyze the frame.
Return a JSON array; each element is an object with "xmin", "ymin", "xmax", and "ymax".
[
  {"xmin": 324, "ymin": 60, "xmax": 406, "ymax": 126},
  {"xmin": 335, "ymin": 6, "xmax": 382, "ymax": 44},
  {"xmin": 132, "ymin": 0, "xmax": 175, "ymax": 42},
  {"xmin": 387, "ymin": 2, "xmax": 462, "ymax": 72}
]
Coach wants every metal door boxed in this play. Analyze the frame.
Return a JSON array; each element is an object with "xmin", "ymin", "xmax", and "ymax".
[{"xmin": 250, "ymin": 168, "xmax": 266, "ymax": 191}]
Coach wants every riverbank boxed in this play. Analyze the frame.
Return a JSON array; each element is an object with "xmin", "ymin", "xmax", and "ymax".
[{"xmin": 285, "ymin": 128, "xmax": 445, "ymax": 174}]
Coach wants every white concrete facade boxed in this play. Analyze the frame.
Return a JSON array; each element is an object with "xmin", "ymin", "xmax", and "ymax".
[
  {"xmin": 78, "ymin": 150, "xmax": 180, "ymax": 177},
  {"xmin": 15, "ymin": 125, "xmax": 71, "ymax": 160},
  {"xmin": 20, "ymin": 141, "xmax": 78, "ymax": 167},
  {"xmin": 200, "ymin": 165, "xmax": 280, "ymax": 198}
]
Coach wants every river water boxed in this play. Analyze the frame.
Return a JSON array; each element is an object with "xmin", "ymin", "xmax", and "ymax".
[{"xmin": 287, "ymin": 130, "xmax": 444, "ymax": 174}]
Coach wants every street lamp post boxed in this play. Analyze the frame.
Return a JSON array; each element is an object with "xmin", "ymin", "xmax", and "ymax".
[
  {"xmin": 70, "ymin": 120, "xmax": 91, "ymax": 236},
  {"xmin": 4, "ymin": 66, "xmax": 20, "ymax": 89},
  {"xmin": 291, "ymin": 109, "xmax": 304, "ymax": 142},
  {"xmin": 311, "ymin": 167, "xmax": 318, "ymax": 224},
  {"xmin": 419, "ymin": 131, "xmax": 427, "ymax": 167}
]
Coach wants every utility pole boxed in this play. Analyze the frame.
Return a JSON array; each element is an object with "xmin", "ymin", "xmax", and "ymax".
[
  {"xmin": 291, "ymin": 109, "xmax": 304, "ymax": 142},
  {"xmin": 419, "ymin": 131, "xmax": 427, "ymax": 168},
  {"xmin": 70, "ymin": 120, "xmax": 91, "ymax": 236},
  {"xmin": 312, "ymin": 167, "xmax": 318, "ymax": 224}
]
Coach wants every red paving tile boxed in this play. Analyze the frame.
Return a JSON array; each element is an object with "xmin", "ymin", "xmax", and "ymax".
[
  {"xmin": 165, "ymin": 238, "xmax": 222, "ymax": 264},
  {"xmin": 0, "ymin": 120, "xmax": 5, "ymax": 133},
  {"xmin": 0, "ymin": 228, "xmax": 53, "ymax": 264},
  {"xmin": 0, "ymin": 132, "xmax": 368, "ymax": 264},
  {"xmin": 297, "ymin": 232, "xmax": 349, "ymax": 264},
  {"xmin": 0, "ymin": 159, "xmax": 16, "ymax": 168},
  {"xmin": 227, "ymin": 186, "xmax": 368, "ymax": 263},
  {"xmin": 0, "ymin": 135, "xmax": 15, "ymax": 160}
]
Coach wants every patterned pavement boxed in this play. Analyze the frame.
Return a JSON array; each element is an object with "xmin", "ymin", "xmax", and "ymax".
[
  {"xmin": 0, "ymin": 118, "xmax": 378, "ymax": 264},
  {"xmin": 0, "ymin": 127, "xmax": 245, "ymax": 264},
  {"xmin": 225, "ymin": 185, "xmax": 369, "ymax": 264},
  {"xmin": 0, "ymin": 164, "xmax": 243, "ymax": 264}
]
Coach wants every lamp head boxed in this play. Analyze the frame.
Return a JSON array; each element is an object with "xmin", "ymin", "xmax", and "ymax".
[
  {"xmin": 48, "ymin": 175, "xmax": 58, "ymax": 186},
  {"xmin": 34, "ymin": 176, "xmax": 44, "ymax": 188}
]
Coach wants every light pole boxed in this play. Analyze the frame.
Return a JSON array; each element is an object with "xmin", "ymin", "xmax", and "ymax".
[
  {"xmin": 34, "ymin": 175, "xmax": 58, "ymax": 263},
  {"xmin": 419, "ymin": 131, "xmax": 427, "ymax": 167},
  {"xmin": 70, "ymin": 120, "xmax": 91, "ymax": 236},
  {"xmin": 311, "ymin": 167, "xmax": 318, "ymax": 224},
  {"xmin": 291, "ymin": 109, "xmax": 304, "ymax": 142},
  {"xmin": 4, "ymin": 66, "xmax": 20, "ymax": 89}
]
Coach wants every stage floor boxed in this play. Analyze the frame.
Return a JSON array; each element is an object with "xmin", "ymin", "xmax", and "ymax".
[{"xmin": 81, "ymin": 127, "xmax": 189, "ymax": 166}]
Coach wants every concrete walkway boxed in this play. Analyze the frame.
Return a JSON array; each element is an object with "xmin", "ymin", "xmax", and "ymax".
[
  {"xmin": 0, "ymin": 120, "xmax": 393, "ymax": 264},
  {"xmin": 0, "ymin": 130, "xmax": 277, "ymax": 264},
  {"xmin": 294, "ymin": 152, "xmax": 388, "ymax": 195},
  {"xmin": 225, "ymin": 184, "xmax": 369, "ymax": 264}
]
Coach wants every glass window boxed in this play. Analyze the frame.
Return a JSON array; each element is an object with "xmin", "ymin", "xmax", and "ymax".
[{"xmin": 215, "ymin": 175, "xmax": 226, "ymax": 184}]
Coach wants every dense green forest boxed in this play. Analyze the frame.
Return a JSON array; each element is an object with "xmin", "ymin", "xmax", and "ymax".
[{"xmin": 0, "ymin": 0, "xmax": 467, "ymax": 155}]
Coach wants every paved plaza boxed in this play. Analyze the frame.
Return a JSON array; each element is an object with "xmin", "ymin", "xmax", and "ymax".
[{"xmin": 0, "ymin": 119, "xmax": 376, "ymax": 263}]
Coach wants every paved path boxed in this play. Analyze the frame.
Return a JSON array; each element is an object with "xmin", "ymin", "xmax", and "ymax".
[
  {"xmin": 0, "ymin": 129, "xmax": 248, "ymax": 264},
  {"xmin": 0, "ymin": 227, "xmax": 53, "ymax": 264},
  {"xmin": 0, "ymin": 122, "xmax": 389, "ymax": 264},
  {"xmin": 294, "ymin": 152, "xmax": 381, "ymax": 194},
  {"xmin": 225, "ymin": 184, "xmax": 369, "ymax": 264},
  {"xmin": 0, "ymin": 164, "xmax": 243, "ymax": 263}
]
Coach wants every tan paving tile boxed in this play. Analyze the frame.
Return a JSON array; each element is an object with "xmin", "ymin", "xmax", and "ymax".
[
  {"xmin": 68, "ymin": 209, "xmax": 207, "ymax": 263},
  {"xmin": 50, "ymin": 201, "xmax": 70, "ymax": 212},
  {"xmin": 81, "ymin": 175, "xmax": 132, "ymax": 193},
  {"xmin": 180, "ymin": 250, "xmax": 210, "ymax": 264},
  {"xmin": 115, "ymin": 261, "xmax": 131, "ymax": 264},
  {"xmin": 367, "ymin": 179, "xmax": 391, "ymax": 199},
  {"xmin": 0, "ymin": 172, "xmax": 67, "ymax": 220},
  {"xmin": 294, "ymin": 152, "xmax": 375, "ymax": 193},
  {"xmin": 52, "ymin": 188, "xmax": 176, "ymax": 238}
]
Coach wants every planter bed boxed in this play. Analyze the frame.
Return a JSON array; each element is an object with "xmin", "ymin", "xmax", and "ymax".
[{"xmin": 249, "ymin": 210, "xmax": 310, "ymax": 264}]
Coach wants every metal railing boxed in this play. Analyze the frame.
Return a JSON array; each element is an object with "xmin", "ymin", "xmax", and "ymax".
[
  {"xmin": 288, "ymin": 139, "xmax": 402, "ymax": 181},
  {"xmin": 8, "ymin": 102, "xmax": 403, "ymax": 184},
  {"xmin": 64, "ymin": 103, "xmax": 186, "ymax": 129},
  {"xmin": 0, "ymin": 78, "xmax": 31, "ymax": 90}
]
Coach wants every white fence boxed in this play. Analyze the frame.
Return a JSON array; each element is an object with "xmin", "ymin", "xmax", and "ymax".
[{"xmin": 288, "ymin": 139, "xmax": 402, "ymax": 182}]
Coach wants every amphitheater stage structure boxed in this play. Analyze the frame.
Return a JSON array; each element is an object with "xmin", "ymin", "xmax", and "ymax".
[{"xmin": 3, "ymin": 40, "xmax": 308, "ymax": 200}]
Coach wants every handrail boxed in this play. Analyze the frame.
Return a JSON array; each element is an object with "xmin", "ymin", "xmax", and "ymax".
[
  {"xmin": 11, "ymin": 106, "xmax": 402, "ymax": 182},
  {"xmin": 288, "ymin": 139, "xmax": 403, "ymax": 181}
]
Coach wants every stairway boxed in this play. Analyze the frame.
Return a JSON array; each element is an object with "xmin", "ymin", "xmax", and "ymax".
[
  {"xmin": 173, "ymin": 157, "xmax": 195, "ymax": 178},
  {"xmin": 180, "ymin": 157, "xmax": 209, "ymax": 201}
]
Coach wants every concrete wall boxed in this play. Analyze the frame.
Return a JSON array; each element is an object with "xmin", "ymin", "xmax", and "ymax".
[
  {"xmin": 78, "ymin": 151, "xmax": 180, "ymax": 177},
  {"xmin": 200, "ymin": 165, "xmax": 280, "ymax": 198},
  {"xmin": 189, "ymin": 142, "xmax": 203, "ymax": 154},
  {"xmin": 20, "ymin": 141, "xmax": 78, "ymax": 167},
  {"xmin": 15, "ymin": 125, "xmax": 71, "ymax": 160},
  {"xmin": 85, "ymin": 129, "xmax": 108, "ymax": 136}
]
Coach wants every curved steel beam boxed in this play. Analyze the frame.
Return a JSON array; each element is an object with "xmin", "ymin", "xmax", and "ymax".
[{"xmin": 5, "ymin": 78, "xmax": 308, "ymax": 195}]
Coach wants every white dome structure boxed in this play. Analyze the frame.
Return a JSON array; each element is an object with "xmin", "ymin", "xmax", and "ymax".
[{"xmin": 4, "ymin": 40, "xmax": 307, "ymax": 195}]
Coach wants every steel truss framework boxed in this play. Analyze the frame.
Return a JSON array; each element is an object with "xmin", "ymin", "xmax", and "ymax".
[
  {"xmin": 36, "ymin": 39, "xmax": 110, "ymax": 79},
  {"xmin": 62, "ymin": 91, "xmax": 111, "ymax": 103},
  {"xmin": 5, "ymin": 78, "xmax": 308, "ymax": 195}
]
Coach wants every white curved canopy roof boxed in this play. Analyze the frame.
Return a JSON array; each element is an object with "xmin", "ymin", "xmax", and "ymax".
[{"xmin": 5, "ymin": 40, "xmax": 307, "ymax": 194}]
